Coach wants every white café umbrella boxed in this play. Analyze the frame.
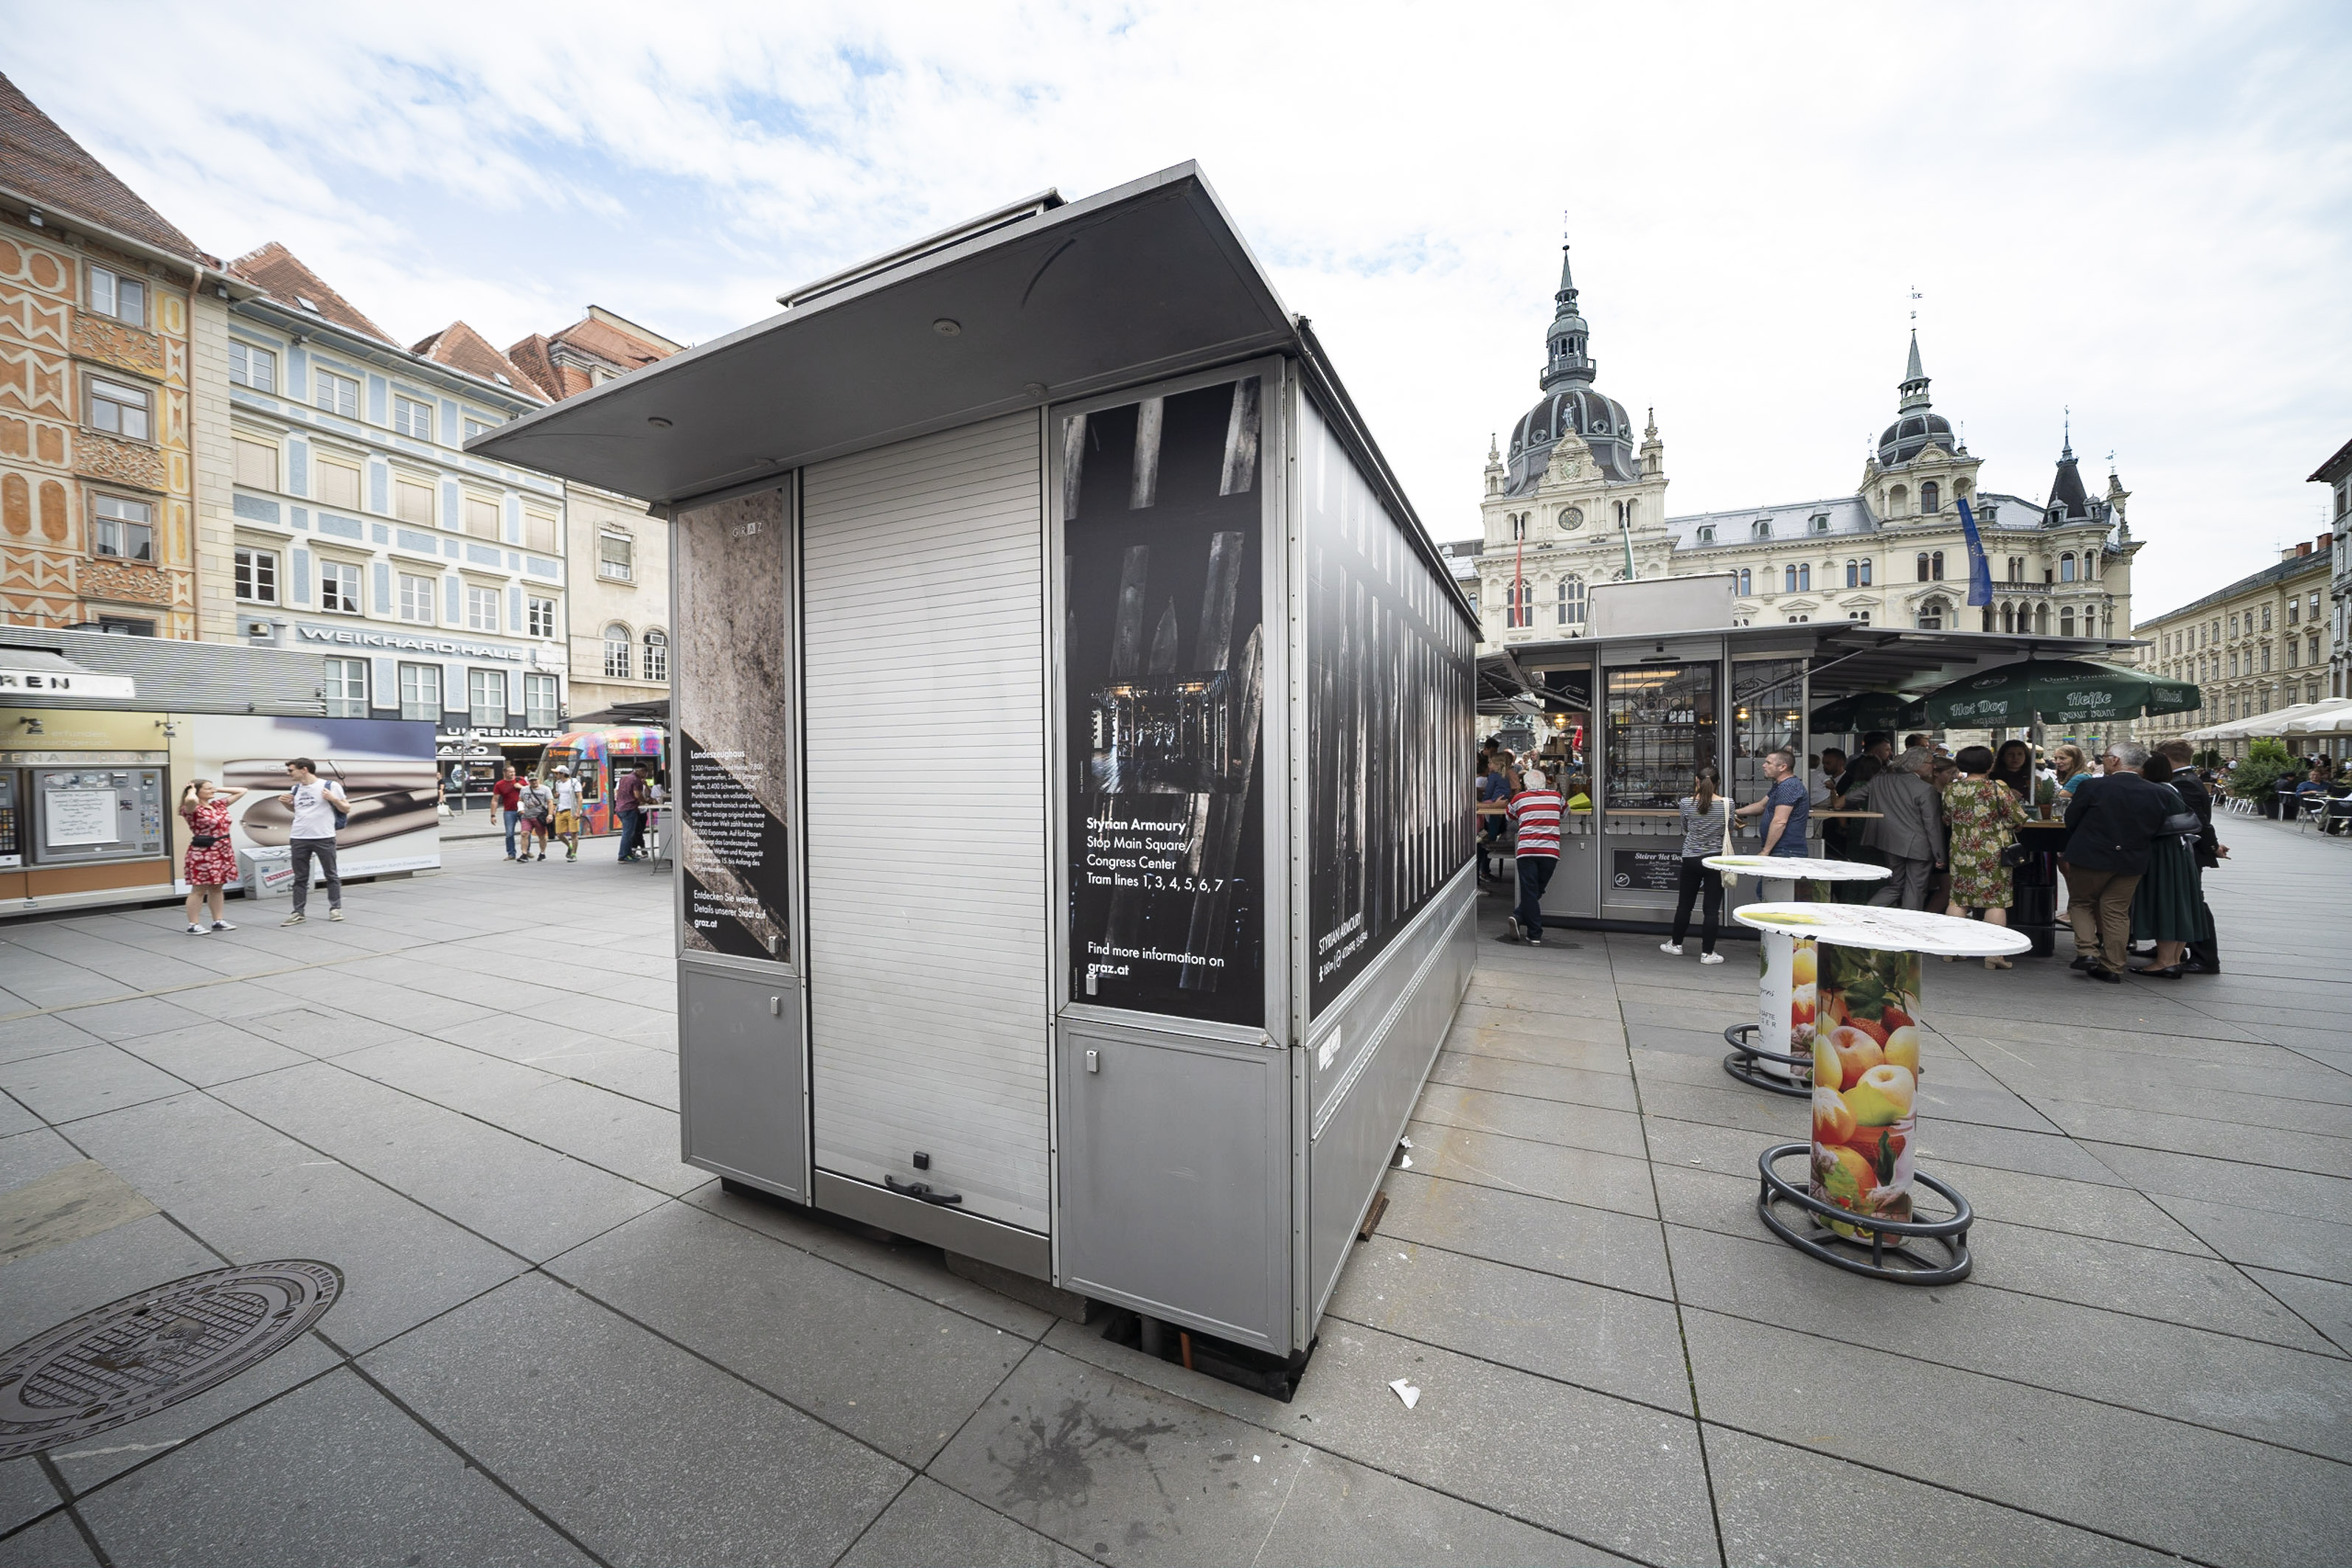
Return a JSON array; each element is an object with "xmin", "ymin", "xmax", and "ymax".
[
  {"xmin": 2280, "ymin": 697, "xmax": 2352, "ymax": 737},
  {"xmin": 2187, "ymin": 701, "xmax": 2331, "ymax": 742}
]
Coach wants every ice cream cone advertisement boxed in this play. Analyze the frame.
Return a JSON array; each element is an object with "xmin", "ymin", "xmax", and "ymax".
[{"xmin": 1811, "ymin": 945, "xmax": 1923, "ymax": 1235}]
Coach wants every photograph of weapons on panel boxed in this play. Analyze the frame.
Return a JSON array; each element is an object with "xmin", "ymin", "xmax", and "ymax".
[
  {"xmin": 675, "ymin": 488, "xmax": 794, "ymax": 963},
  {"xmin": 1062, "ymin": 377, "xmax": 1266, "ymax": 1026},
  {"xmin": 1300, "ymin": 396, "xmax": 1477, "ymax": 1015}
]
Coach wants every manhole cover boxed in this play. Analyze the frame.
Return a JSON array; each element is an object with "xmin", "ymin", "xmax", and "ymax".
[{"xmin": 0, "ymin": 1260, "xmax": 341, "ymax": 1460}]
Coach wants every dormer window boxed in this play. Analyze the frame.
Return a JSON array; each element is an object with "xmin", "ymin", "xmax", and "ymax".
[
  {"xmin": 1810, "ymin": 514, "xmax": 1829, "ymax": 534},
  {"xmin": 1752, "ymin": 519, "xmax": 1772, "ymax": 541},
  {"xmin": 1696, "ymin": 525, "xmax": 1715, "ymax": 544}
]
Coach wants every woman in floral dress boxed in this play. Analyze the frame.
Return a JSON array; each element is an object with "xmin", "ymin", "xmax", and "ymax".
[
  {"xmin": 1939, "ymin": 745, "xmax": 2027, "ymax": 969},
  {"xmin": 178, "ymin": 779, "xmax": 249, "ymax": 933}
]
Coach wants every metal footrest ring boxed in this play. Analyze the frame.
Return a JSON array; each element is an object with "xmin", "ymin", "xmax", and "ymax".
[
  {"xmin": 1755, "ymin": 1141, "xmax": 1973, "ymax": 1285},
  {"xmin": 1722, "ymin": 1024, "xmax": 1811, "ymax": 1099}
]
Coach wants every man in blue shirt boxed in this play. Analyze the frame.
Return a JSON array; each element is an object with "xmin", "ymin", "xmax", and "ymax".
[{"xmin": 1735, "ymin": 748, "xmax": 1811, "ymax": 857}]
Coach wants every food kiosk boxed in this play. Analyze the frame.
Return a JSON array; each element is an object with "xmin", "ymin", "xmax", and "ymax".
[{"xmin": 473, "ymin": 164, "xmax": 1477, "ymax": 1380}]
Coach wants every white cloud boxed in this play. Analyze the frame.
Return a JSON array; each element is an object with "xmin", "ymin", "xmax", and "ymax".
[{"xmin": 10, "ymin": 0, "xmax": 2348, "ymax": 614}]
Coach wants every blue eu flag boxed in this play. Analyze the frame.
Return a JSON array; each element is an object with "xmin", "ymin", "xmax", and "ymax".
[{"xmin": 1956, "ymin": 495, "xmax": 1993, "ymax": 608}]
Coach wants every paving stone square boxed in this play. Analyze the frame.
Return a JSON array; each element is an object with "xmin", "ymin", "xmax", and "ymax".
[{"xmin": 0, "ymin": 821, "xmax": 2345, "ymax": 1567}]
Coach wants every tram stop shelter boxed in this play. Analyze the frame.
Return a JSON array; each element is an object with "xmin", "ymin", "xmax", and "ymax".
[
  {"xmin": 471, "ymin": 164, "xmax": 1479, "ymax": 1384},
  {"xmin": 1477, "ymin": 575, "xmax": 2145, "ymax": 932}
]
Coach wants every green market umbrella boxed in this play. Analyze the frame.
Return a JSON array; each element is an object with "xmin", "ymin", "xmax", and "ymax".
[
  {"xmin": 1809, "ymin": 692, "xmax": 1924, "ymax": 732},
  {"xmin": 1916, "ymin": 659, "xmax": 2201, "ymax": 729}
]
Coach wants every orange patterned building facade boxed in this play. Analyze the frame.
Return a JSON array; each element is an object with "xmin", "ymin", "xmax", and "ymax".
[{"xmin": 1, "ymin": 73, "xmax": 218, "ymax": 639}]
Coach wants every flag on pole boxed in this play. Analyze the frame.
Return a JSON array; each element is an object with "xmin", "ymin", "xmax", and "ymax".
[{"xmin": 1955, "ymin": 495, "xmax": 1993, "ymax": 608}]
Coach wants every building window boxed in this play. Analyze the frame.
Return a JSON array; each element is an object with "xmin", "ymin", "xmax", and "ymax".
[
  {"xmin": 1752, "ymin": 519, "xmax": 1771, "ymax": 540},
  {"xmin": 1799, "ymin": 563, "xmax": 1812, "ymax": 591},
  {"xmin": 229, "ymin": 341, "xmax": 277, "ymax": 393},
  {"xmin": 97, "ymin": 617, "xmax": 155, "ymax": 636},
  {"xmin": 527, "ymin": 596, "xmax": 555, "ymax": 638},
  {"xmin": 234, "ymin": 436, "xmax": 277, "ymax": 490},
  {"xmin": 1920, "ymin": 482, "xmax": 1939, "ymax": 514},
  {"xmin": 2084, "ymin": 552, "xmax": 2098, "ymax": 581},
  {"xmin": 524, "ymin": 672, "xmax": 559, "ymax": 729},
  {"xmin": 1930, "ymin": 551, "xmax": 1945, "ymax": 580},
  {"xmin": 1735, "ymin": 568, "xmax": 1751, "ymax": 595},
  {"xmin": 603, "ymin": 623, "xmax": 631, "ymax": 678},
  {"xmin": 1811, "ymin": 513, "xmax": 1830, "ymax": 533},
  {"xmin": 465, "ymin": 585, "xmax": 500, "ymax": 631},
  {"xmin": 1917, "ymin": 597, "xmax": 1947, "ymax": 631},
  {"xmin": 1557, "ymin": 578, "xmax": 1586, "ymax": 627},
  {"xmin": 91, "ymin": 495, "xmax": 154, "ymax": 561},
  {"xmin": 324, "ymin": 656, "xmax": 367, "ymax": 717},
  {"xmin": 317, "ymin": 459, "xmax": 361, "ymax": 510},
  {"xmin": 1849, "ymin": 609, "xmax": 1872, "ymax": 624},
  {"xmin": 524, "ymin": 510, "xmax": 558, "ymax": 553},
  {"xmin": 1888, "ymin": 485, "xmax": 1908, "ymax": 517},
  {"xmin": 315, "ymin": 369, "xmax": 359, "ymax": 418},
  {"xmin": 462, "ymin": 416, "xmax": 495, "ymax": 442},
  {"xmin": 88, "ymin": 376, "xmax": 152, "ymax": 440},
  {"xmin": 235, "ymin": 545, "xmax": 277, "ymax": 603},
  {"xmin": 1859, "ymin": 558, "xmax": 1873, "ymax": 586},
  {"xmin": 2309, "ymin": 633, "xmax": 2321, "ymax": 666},
  {"xmin": 2001, "ymin": 603, "xmax": 2016, "ymax": 633},
  {"xmin": 393, "ymin": 396, "xmax": 435, "ymax": 441},
  {"xmin": 2281, "ymin": 600, "xmax": 2293, "ymax": 628},
  {"xmin": 88, "ymin": 266, "xmax": 148, "ymax": 325},
  {"xmin": 463, "ymin": 495, "xmax": 501, "ymax": 541},
  {"xmin": 319, "ymin": 561, "xmax": 361, "ymax": 613},
  {"xmin": 642, "ymin": 628, "xmax": 669, "ymax": 681},
  {"xmin": 1696, "ymin": 525, "xmax": 1715, "ymax": 544},
  {"xmin": 1508, "ymin": 513, "xmax": 1527, "ymax": 542},
  {"xmin": 1845, "ymin": 560, "xmax": 1858, "ymax": 589},
  {"xmin": 468, "ymin": 668, "xmax": 507, "ymax": 726},
  {"xmin": 2059, "ymin": 552, "xmax": 2076, "ymax": 583},
  {"xmin": 398, "ymin": 572, "xmax": 436, "ymax": 623},
  {"xmin": 394, "ymin": 477, "xmax": 434, "ymax": 525},
  {"xmin": 1783, "ymin": 564, "xmax": 1797, "ymax": 593},
  {"xmin": 1504, "ymin": 580, "xmax": 1527, "ymax": 628},
  {"xmin": 398, "ymin": 662, "xmax": 442, "ymax": 720},
  {"xmin": 2061, "ymin": 607, "xmax": 2077, "ymax": 637},
  {"xmin": 598, "ymin": 533, "xmax": 634, "ymax": 581}
]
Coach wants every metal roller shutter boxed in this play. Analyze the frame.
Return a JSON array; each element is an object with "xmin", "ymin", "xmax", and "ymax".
[{"xmin": 802, "ymin": 412, "xmax": 1051, "ymax": 1232}]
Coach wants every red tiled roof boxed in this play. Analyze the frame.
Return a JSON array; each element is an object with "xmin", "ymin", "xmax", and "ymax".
[
  {"xmin": 412, "ymin": 320, "xmax": 547, "ymax": 402},
  {"xmin": 0, "ymin": 71, "xmax": 214, "ymax": 265},
  {"xmin": 506, "ymin": 310, "xmax": 681, "ymax": 403},
  {"xmin": 227, "ymin": 242, "xmax": 396, "ymax": 345}
]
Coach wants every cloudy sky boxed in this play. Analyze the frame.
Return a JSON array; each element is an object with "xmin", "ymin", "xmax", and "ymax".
[{"xmin": 12, "ymin": 2, "xmax": 2348, "ymax": 617}]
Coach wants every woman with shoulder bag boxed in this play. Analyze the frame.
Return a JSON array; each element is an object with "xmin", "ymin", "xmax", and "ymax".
[
  {"xmin": 178, "ymin": 779, "xmax": 250, "ymax": 933},
  {"xmin": 2127, "ymin": 753, "xmax": 2213, "ymax": 978},
  {"xmin": 1938, "ymin": 746, "xmax": 2029, "ymax": 968},
  {"xmin": 1662, "ymin": 768, "xmax": 1729, "ymax": 963}
]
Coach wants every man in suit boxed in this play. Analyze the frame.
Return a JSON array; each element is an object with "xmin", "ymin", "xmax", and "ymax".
[
  {"xmin": 1845, "ymin": 748, "xmax": 1946, "ymax": 909},
  {"xmin": 2060, "ymin": 740, "xmax": 2171, "ymax": 981}
]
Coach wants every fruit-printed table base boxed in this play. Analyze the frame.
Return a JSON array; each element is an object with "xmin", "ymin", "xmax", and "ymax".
[
  {"xmin": 1703, "ymin": 856, "xmax": 1891, "ymax": 1099},
  {"xmin": 1732, "ymin": 901, "xmax": 2027, "ymax": 1285}
]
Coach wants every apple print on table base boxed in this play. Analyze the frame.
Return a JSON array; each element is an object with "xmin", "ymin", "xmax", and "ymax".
[{"xmin": 1810, "ymin": 946, "xmax": 1922, "ymax": 1236}]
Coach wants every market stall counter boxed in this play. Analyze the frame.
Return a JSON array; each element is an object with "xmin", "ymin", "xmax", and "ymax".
[{"xmin": 1735, "ymin": 901, "xmax": 2030, "ymax": 1283}]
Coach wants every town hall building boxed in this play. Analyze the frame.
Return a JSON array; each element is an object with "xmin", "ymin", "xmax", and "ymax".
[{"xmin": 1454, "ymin": 246, "xmax": 2140, "ymax": 649}]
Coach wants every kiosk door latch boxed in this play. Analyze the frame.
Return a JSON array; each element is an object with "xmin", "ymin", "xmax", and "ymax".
[{"xmin": 884, "ymin": 1174, "xmax": 964, "ymax": 1207}]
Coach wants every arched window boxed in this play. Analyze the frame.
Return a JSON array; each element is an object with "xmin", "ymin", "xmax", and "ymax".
[
  {"xmin": 1753, "ymin": 519, "xmax": 1772, "ymax": 540},
  {"xmin": 1859, "ymin": 558, "xmax": 1873, "ymax": 586},
  {"xmin": 1917, "ymin": 597, "xmax": 1947, "ymax": 631},
  {"xmin": 1980, "ymin": 606, "xmax": 1995, "ymax": 631},
  {"xmin": 642, "ymin": 628, "xmax": 668, "ymax": 681},
  {"xmin": 1889, "ymin": 485, "xmax": 1908, "ymax": 517},
  {"xmin": 1845, "ymin": 559, "xmax": 1858, "ymax": 588},
  {"xmin": 1783, "ymin": 564, "xmax": 1797, "ymax": 593},
  {"xmin": 1930, "ymin": 550, "xmax": 1946, "ymax": 580},
  {"xmin": 2034, "ymin": 603, "xmax": 2050, "ymax": 634},
  {"xmin": 2084, "ymin": 552, "xmax": 2097, "ymax": 581},
  {"xmin": 2000, "ymin": 602, "xmax": 2016, "ymax": 633},
  {"xmin": 1558, "ymin": 577, "xmax": 1586, "ymax": 626},
  {"xmin": 1921, "ymin": 481, "xmax": 1940, "ymax": 513},
  {"xmin": 1736, "ymin": 568, "xmax": 1752, "ymax": 595},
  {"xmin": 1916, "ymin": 552, "xmax": 1931, "ymax": 581},
  {"xmin": 602, "ymin": 622, "xmax": 631, "ymax": 679},
  {"xmin": 2060, "ymin": 607, "xmax": 2076, "ymax": 637},
  {"xmin": 1800, "ymin": 563, "xmax": 1813, "ymax": 591},
  {"xmin": 1505, "ymin": 580, "xmax": 1529, "ymax": 628},
  {"xmin": 2059, "ymin": 553, "xmax": 2076, "ymax": 583}
]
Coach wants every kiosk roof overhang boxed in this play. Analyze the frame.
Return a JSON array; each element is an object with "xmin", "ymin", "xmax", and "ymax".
[
  {"xmin": 470, "ymin": 162, "xmax": 1470, "ymax": 628},
  {"xmin": 1479, "ymin": 623, "xmax": 2151, "ymax": 711}
]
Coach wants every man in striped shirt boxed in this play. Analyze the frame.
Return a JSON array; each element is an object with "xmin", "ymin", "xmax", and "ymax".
[{"xmin": 1505, "ymin": 767, "xmax": 1565, "ymax": 946}]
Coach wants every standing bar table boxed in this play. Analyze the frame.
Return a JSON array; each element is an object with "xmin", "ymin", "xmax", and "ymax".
[
  {"xmin": 2011, "ymin": 819, "xmax": 2069, "ymax": 956},
  {"xmin": 1704, "ymin": 854, "xmax": 1891, "ymax": 1097},
  {"xmin": 1734, "ymin": 902, "xmax": 2030, "ymax": 1283}
]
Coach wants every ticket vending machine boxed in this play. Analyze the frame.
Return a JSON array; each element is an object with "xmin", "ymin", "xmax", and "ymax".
[
  {"xmin": 27, "ymin": 766, "xmax": 167, "ymax": 866},
  {"xmin": 0, "ymin": 773, "xmax": 20, "ymax": 868}
]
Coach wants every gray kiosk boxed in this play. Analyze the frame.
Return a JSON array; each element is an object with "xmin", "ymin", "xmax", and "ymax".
[{"xmin": 474, "ymin": 165, "xmax": 1477, "ymax": 1373}]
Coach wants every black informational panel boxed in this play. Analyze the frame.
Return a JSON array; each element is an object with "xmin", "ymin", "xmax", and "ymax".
[
  {"xmin": 1610, "ymin": 848, "xmax": 1681, "ymax": 892},
  {"xmin": 674, "ymin": 488, "xmax": 794, "ymax": 965},
  {"xmin": 1301, "ymin": 395, "xmax": 1477, "ymax": 1016},
  {"xmin": 1061, "ymin": 377, "xmax": 1266, "ymax": 1027}
]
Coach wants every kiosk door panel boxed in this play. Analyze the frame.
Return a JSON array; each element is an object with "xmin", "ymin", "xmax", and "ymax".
[{"xmin": 802, "ymin": 414, "xmax": 1053, "ymax": 1234}]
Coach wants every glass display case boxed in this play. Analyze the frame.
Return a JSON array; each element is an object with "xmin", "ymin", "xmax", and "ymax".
[
  {"xmin": 1605, "ymin": 663, "xmax": 1718, "ymax": 811},
  {"xmin": 1731, "ymin": 658, "xmax": 1806, "ymax": 834}
]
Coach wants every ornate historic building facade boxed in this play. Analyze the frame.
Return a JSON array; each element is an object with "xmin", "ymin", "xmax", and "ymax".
[
  {"xmin": 2134, "ymin": 538, "xmax": 2334, "ymax": 755},
  {"xmin": 0, "ymin": 73, "xmax": 222, "ymax": 639},
  {"xmin": 2312, "ymin": 435, "xmax": 2351, "ymax": 703},
  {"xmin": 1458, "ymin": 246, "xmax": 2142, "ymax": 651}
]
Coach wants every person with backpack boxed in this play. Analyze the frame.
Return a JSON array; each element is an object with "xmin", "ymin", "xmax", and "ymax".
[
  {"xmin": 1662, "ymin": 767, "xmax": 1728, "ymax": 963},
  {"xmin": 1502, "ymin": 766, "xmax": 1563, "ymax": 946},
  {"xmin": 516, "ymin": 773, "xmax": 553, "ymax": 861},
  {"xmin": 277, "ymin": 758, "xmax": 349, "ymax": 925}
]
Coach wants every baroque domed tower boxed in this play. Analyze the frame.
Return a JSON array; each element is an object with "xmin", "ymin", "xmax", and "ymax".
[
  {"xmin": 1502, "ymin": 246, "xmax": 1642, "ymax": 493},
  {"xmin": 1859, "ymin": 331, "xmax": 1981, "ymax": 524}
]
